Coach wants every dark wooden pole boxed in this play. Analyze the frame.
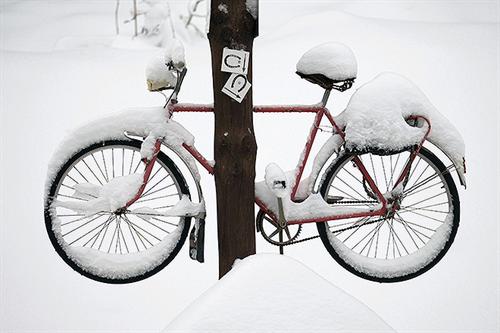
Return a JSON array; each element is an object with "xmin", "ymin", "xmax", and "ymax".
[{"xmin": 208, "ymin": 0, "xmax": 258, "ymax": 278}]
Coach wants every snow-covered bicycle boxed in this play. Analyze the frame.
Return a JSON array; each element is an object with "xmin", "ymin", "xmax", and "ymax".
[{"xmin": 44, "ymin": 41, "xmax": 466, "ymax": 283}]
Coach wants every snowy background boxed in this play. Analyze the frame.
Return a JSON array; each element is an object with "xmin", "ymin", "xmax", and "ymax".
[{"xmin": 1, "ymin": 0, "xmax": 499, "ymax": 332}]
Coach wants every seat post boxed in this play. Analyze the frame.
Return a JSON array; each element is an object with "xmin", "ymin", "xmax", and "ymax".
[{"xmin": 320, "ymin": 89, "xmax": 331, "ymax": 107}]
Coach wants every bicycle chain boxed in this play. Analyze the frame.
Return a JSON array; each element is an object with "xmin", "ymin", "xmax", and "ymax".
[{"xmin": 280, "ymin": 217, "xmax": 386, "ymax": 246}]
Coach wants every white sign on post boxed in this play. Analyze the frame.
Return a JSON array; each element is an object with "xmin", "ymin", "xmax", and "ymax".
[
  {"xmin": 222, "ymin": 73, "xmax": 251, "ymax": 103},
  {"xmin": 221, "ymin": 48, "xmax": 249, "ymax": 75}
]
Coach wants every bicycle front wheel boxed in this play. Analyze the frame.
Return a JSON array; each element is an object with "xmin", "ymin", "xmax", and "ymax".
[
  {"xmin": 44, "ymin": 139, "xmax": 191, "ymax": 283},
  {"xmin": 318, "ymin": 147, "xmax": 460, "ymax": 282}
]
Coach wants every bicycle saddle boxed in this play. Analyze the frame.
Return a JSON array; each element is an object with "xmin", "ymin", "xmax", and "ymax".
[{"xmin": 296, "ymin": 42, "xmax": 357, "ymax": 90}]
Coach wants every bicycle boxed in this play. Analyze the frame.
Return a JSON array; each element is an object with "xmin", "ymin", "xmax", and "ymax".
[{"xmin": 44, "ymin": 42, "xmax": 466, "ymax": 284}]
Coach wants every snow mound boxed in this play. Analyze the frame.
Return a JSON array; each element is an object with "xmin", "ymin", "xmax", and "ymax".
[
  {"xmin": 55, "ymin": 173, "xmax": 143, "ymax": 214},
  {"xmin": 296, "ymin": 42, "xmax": 357, "ymax": 81},
  {"xmin": 163, "ymin": 254, "xmax": 395, "ymax": 333},
  {"xmin": 337, "ymin": 72, "xmax": 465, "ymax": 182}
]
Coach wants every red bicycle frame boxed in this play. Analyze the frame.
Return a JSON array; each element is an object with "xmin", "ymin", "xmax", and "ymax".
[{"xmin": 126, "ymin": 100, "xmax": 431, "ymax": 226}]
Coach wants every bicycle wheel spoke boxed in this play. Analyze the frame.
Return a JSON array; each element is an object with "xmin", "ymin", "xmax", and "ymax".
[
  {"xmin": 133, "ymin": 158, "xmax": 143, "ymax": 174},
  {"xmin": 125, "ymin": 218, "xmax": 161, "ymax": 242},
  {"xmin": 112, "ymin": 148, "xmax": 115, "ymax": 178},
  {"xmin": 153, "ymin": 204, "xmax": 174, "ymax": 210},
  {"xmin": 368, "ymin": 154, "xmax": 379, "ymax": 187},
  {"xmin": 101, "ymin": 150, "xmax": 110, "ymax": 181},
  {"xmin": 403, "ymin": 180, "xmax": 442, "ymax": 198},
  {"xmin": 398, "ymin": 217, "xmax": 426, "ymax": 246},
  {"xmin": 62, "ymin": 214, "xmax": 104, "ymax": 237},
  {"xmin": 121, "ymin": 148, "xmax": 125, "ymax": 176},
  {"xmin": 126, "ymin": 219, "xmax": 141, "ymax": 252},
  {"xmin": 409, "ymin": 164, "xmax": 431, "ymax": 189},
  {"xmin": 73, "ymin": 165, "xmax": 90, "ymax": 183},
  {"xmin": 128, "ymin": 151, "xmax": 136, "ymax": 175},
  {"xmin": 57, "ymin": 194, "xmax": 89, "ymax": 201},
  {"xmin": 387, "ymin": 220, "xmax": 409, "ymax": 255},
  {"xmin": 342, "ymin": 167, "xmax": 365, "ymax": 187},
  {"xmin": 374, "ymin": 222, "xmax": 381, "ymax": 258},
  {"xmin": 123, "ymin": 215, "xmax": 150, "ymax": 248},
  {"xmin": 116, "ymin": 217, "xmax": 122, "ymax": 254},
  {"xmin": 118, "ymin": 218, "xmax": 129, "ymax": 253},
  {"xmin": 385, "ymin": 223, "xmax": 392, "ymax": 259},
  {"xmin": 89, "ymin": 215, "xmax": 115, "ymax": 248},
  {"xmin": 60, "ymin": 212, "xmax": 100, "ymax": 226},
  {"xmin": 98, "ymin": 217, "xmax": 113, "ymax": 250},
  {"xmin": 82, "ymin": 159, "xmax": 103, "ymax": 185},
  {"xmin": 330, "ymin": 185, "xmax": 362, "ymax": 201},
  {"xmin": 380, "ymin": 156, "xmax": 389, "ymax": 192},
  {"xmin": 134, "ymin": 214, "xmax": 170, "ymax": 233},
  {"xmin": 107, "ymin": 220, "xmax": 119, "ymax": 253},
  {"xmin": 135, "ymin": 193, "xmax": 179, "ymax": 204},
  {"xmin": 405, "ymin": 191, "xmax": 447, "ymax": 208},
  {"xmin": 400, "ymin": 205, "xmax": 449, "ymax": 214},
  {"xmin": 69, "ymin": 217, "xmax": 110, "ymax": 246},
  {"xmin": 91, "ymin": 153, "xmax": 108, "ymax": 183},
  {"xmin": 337, "ymin": 217, "xmax": 369, "ymax": 240},
  {"xmin": 145, "ymin": 167, "xmax": 163, "ymax": 185},
  {"xmin": 358, "ymin": 220, "xmax": 383, "ymax": 254},
  {"xmin": 140, "ymin": 182, "xmax": 175, "ymax": 199},
  {"xmin": 401, "ymin": 209, "xmax": 446, "ymax": 223},
  {"xmin": 407, "ymin": 156, "xmax": 422, "ymax": 183},
  {"xmin": 336, "ymin": 176, "xmax": 369, "ymax": 202},
  {"xmin": 388, "ymin": 153, "xmax": 401, "ymax": 188},
  {"xmin": 394, "ymin": 216, "xmax": 431, "ymax": 241},
  {"xmin": 66, "ymin": 174, "xmax": 80, "ymax": 185},
  {"xmin": 151, "ymin": 216, "xmax": 178, "ymax": 227}
]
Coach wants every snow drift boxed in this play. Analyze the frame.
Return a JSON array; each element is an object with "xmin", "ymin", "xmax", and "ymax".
[{"xmin": 163, "ymin": 254, "xmax": 395, "ymax": 332}]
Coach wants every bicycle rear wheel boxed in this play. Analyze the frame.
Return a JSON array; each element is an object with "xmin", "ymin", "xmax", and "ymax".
[
  {"xmin": 44, "ymin": 139, "xmax": 191, "ymax": 283},
  {"xmin": 318, "ymin": 147, "xmax": 460, "ymax": 282}
]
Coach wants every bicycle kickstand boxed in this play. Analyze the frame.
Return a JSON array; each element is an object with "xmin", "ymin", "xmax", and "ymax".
[{"xmin": 277, "ymin": 197, "xmax": 286, "ymax": 255}]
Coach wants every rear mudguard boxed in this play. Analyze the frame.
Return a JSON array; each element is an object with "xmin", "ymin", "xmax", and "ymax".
[{"xmin": 307, "ymin": 134, "xmax": 465, "ymax": 197}]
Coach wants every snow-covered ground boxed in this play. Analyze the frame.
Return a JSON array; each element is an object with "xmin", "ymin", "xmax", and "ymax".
[
  {"xmin": 163, "ymin": 254, "xmax": 395, "ymax": 332},
  {"xmin": 1, "ymin": 1, "xmax": 498, "ymax": 332}
]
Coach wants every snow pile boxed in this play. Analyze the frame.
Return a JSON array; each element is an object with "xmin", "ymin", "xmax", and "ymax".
[
  {"xmin": 163, "ymin": 254, "xmax": 395, "ymax": 332},
  {"xmin": 337, "ymin": 72, "xmax": 465, "ymax": 182},
  {"xmin": 55, "ymin": 173, "xmax": 143, "ymax": 214},
  {"xmin": 296, "ymin": 42, "xmax": 358, "ymax": 81},
  {"xmin": 140, "ymin": 120, "xmax": 195, "ymax": 160},
  {"xmin": 256, "ymin": 171, "xmax": 378, "ymax": 222},
  {"xmin": 264, "ymin": 163, "xmax": 288, "ymax": 198},
  {"xmin": 145, "ymin": 57, "xmax": 177, "ymax": 91},
  {"xmin": 131, "ymin": 195, "xmax": 205, "ymax": 218},
  {"xmin": 328, "ymin": 212, "xmax": 455, "ymax": 279}
]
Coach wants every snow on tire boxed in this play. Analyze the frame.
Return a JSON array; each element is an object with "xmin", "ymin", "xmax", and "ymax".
[
  {"xmin": 44, "ymin": 139, "xmax": 191, "ymax": 283},
  {"xmin": 318, "ymin": 147, "xmax": 460, "ymax": 282}
]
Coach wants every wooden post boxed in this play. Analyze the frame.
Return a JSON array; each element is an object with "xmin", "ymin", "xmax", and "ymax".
[{"xmin": 208, "ymin": 0, "xmax": 258, "ymax": 278}]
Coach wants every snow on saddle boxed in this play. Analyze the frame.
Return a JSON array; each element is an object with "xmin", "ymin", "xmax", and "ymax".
[{"xmin": 296, "ymin": 42, "xmax": 357, "ymax": 91}]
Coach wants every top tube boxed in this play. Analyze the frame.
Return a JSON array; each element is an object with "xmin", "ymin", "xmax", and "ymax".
[{"xmin": 172, "ymin": 103, "xmax": 326, "ymax": 114}]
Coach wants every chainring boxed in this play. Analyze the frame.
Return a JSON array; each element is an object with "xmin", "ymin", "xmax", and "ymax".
[{"xmin": 256, "ymin": 210, "xmax": 302, "ymax": 246}]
